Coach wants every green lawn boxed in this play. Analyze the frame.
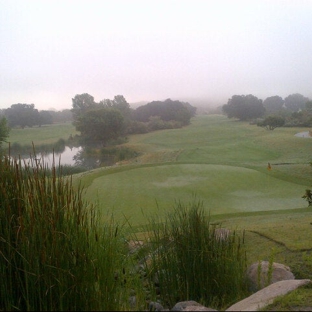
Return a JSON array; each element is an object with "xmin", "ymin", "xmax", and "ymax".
[
  {"xmin": 5, "ymin": 122, "xmax": 77, "ymax": 146},
  {"xmin": 4, "ymin": 113, "xmax": 312, "ymax": 308},
  {"xmin": 74, "ymin": 114, "xmax": 312, "ymax": 226}
]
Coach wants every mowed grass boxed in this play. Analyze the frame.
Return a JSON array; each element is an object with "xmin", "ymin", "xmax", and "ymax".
[
  {"xmin": 81, "ymin": 163, "xmax": 306, "ymax": 226},
  {"xmin": 5, "ymin": 122, "xmax": 77, "ymax": 146},
  {"xmin": 75, "ymin": 114, "xmax": 312, "ymax": 226}
]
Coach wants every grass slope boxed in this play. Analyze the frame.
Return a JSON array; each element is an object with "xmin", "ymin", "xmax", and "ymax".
[
  {"xmin": 5, "ymin": 114, "xmax": 312, "ymax": 308},
  {"xmin": 5, "ymin": 122, "xmax": 77, "ymax": 146},
  {"xmin": 75, "ymin": 115, "xmax": 312, "ymax": 225}
]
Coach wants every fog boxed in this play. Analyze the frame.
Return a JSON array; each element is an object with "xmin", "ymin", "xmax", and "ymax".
[{"xmin": 1, "ymin": 0, "xmax": 312, "ymax": 111}]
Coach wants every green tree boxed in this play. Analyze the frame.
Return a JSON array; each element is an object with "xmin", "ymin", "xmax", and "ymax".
[
  {"xmin": 5, "ymin": 103, "xmax": 40, "ymax": 128},
  {"xmin": 263, "ymin": 95, "xmax": 285, "ymax": 113},
  {"xmin": 71, "ymin": 93, "xmax": 97, "ymax": 126},
  {"xmin": 99, "ymin": 95, "xmax": 133, "ymax": 133},
  {"xmin": 134, "ymin": 98, "xmax": 195, "ymax": 126},
  {"xmin": 0, "ymin": 117, "xmax": 10, "ymax": 148},
  {"xmin": 257, "ymin": 115, "xmax": 285, "ymax": 130},
  {"xmin": 38, "ymin": 110, "xmax": 53, "ymax": 126},
  {"xmin": 302, "ymin": 189, "xmax": 312, "ymax": 206},
  {"xmin": 76, "ymin": 108, "xmax": 124, "ymax": 146},
  {"xmin": 305, "ymin": 100, "xmax": 312, "ymax": 112},
  {"xmin": 222, "ymin": 94, "xmax": 265, "ymax": 121},
  {"xmin": 284, "ymin": 93, "xmax": 309, "ymax": 112}
]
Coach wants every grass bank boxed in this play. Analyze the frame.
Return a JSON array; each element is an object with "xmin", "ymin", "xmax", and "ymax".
[
  {"xmin": 73, "ymin": 114, "xmax": 312, "ymax": 225},
  {"xmin": 5, "ymin": 122, "xmax": 77, "ymax": 146}
]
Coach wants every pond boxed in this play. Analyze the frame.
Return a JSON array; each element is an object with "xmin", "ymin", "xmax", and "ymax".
[
  {"xmin": 10, "ymin": 145, "xmax": 115, "ymax": 170},
  {"xmin": 8, "ymin": 141, "xmax": 134, "ymax": 170},
  {"xmin": 21, "ymin": 146, "xmax": 83, "ymax": 168}
]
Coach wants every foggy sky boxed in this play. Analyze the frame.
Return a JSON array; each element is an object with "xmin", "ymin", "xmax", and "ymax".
[{"xmin": 1, "ymin": 0, "xmax": 312, "ymax": 111}]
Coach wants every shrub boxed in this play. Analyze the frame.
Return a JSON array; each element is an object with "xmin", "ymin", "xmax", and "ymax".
[{"xmin": 144, "ymin": 200, "xmax": 249, "ymax": 310}]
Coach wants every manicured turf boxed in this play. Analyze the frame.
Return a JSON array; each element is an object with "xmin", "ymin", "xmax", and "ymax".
[
  {"xmin": 76, "ymin": 114, "xmax": 312, "ymax": 226},
  {"xmin": 83, "ymin": 163, "xmax": 307, "ymax": 226},
  {"xmin": 5, "ymin": 122, "xmax": 77, "ymax": 146}
]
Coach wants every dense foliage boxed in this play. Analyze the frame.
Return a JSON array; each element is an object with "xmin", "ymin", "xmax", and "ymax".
[
  {"xmin": 257, "ymin": 115, "xmax": 285, "ymax": 130},
  {"xmin": 75, "ymin": 108, "xmax": 125, "ymax": 146},
  {"xmin": 284, "ymin": 93, "xmax": 309, "ymax": 112},
  {"xmin": 0, "ymin": 154, "xmax": 140, "ymax": 311},
  {"xmin": 0, "ymin": 104, "xmax": 72, "ymax": 128},
  {"xmin": 222, "ymin": 94, "xmax": 265, "ymax": 121},
  {"xmin": 145, "ymin": 201, "xmax": 248, "ymax": 309},
  {"xmin": 71, "ymin": 94, "xmax": 197, "ymax": 146},
  {"xmin": 263, "ymin": 95, "xmax": 284, "ymax": 114},
  {"xmin": 0, "ymin": 117, "xmax": 10, "ymax": 147},
  {"xmin": 134, "ymin": 98, "xmax": 196, "ymax": 126}
]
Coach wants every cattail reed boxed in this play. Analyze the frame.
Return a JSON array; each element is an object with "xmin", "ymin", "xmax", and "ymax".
[
  {"xmin": 0, "ymin": 152, "xmax": 139, "ymax": 311},
  {"xmin": 144, "ymin": 200, "xmax": 249, "ymax": 310}
]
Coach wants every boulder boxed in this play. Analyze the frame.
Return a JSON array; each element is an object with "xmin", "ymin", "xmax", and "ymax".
[
  {"xmin": 226, "ymin": 279, "xmax": 311, "ymax": 311},
  {"xmin": 214, "ymin": 228, "xmax": 230, "ymax": 241},
  {"xmin": 247, "ymin": 261, "xmax": 295, "ymax": 291},
  {"xmin": 127, "ymin": 240, "xmax": 144, "ymax": 254},
  {"xmin": 171, "ymin": 301, "xmax": 217, "ymax": 311},
  {"xmin": 149, "ymin": 301, "xmax": 166, "ymax": 311}
]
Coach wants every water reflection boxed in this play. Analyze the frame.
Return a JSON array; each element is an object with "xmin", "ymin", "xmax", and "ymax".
[
  {"xmin": 13, "ymin": 145, "xmax": 117, "ymax": 170},
  {"xmin": 73, "ymin": 149, "xmax": 101, "ymax": 169},
  {"xmin": 19, "ymin": 146, "xmax": 83, "ymax": 168}
]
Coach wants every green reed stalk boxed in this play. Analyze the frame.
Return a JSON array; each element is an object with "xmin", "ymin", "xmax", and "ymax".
[
  {"xmin": 0, "ymin": 152, "xmax": 138, "ymax": 311},
  {"xmin": 145, "ymin": 200, "xmax": 249, "ymax": 310}
]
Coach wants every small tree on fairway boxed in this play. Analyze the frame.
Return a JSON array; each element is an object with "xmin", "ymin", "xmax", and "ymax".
[
  {"xmin": 302, "ymin": 189, "xmax": 312, "ymax": 206},
  {"xmin": 257, "ymin": 116, "xmax": 285, "ymax": 130}
]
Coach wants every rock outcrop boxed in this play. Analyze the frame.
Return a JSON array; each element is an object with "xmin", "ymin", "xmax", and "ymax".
[
  {"xmin": 246, "ymin": 261, "xmax": 295, "ymax": 292},
  {"xmin": 226, "ymin": 279, "xmax": 311, "ymax": 311}
]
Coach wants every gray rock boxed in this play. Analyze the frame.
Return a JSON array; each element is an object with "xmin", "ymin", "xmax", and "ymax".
[
  {"xmin": 149, "ymin": 301, "xmax": 165, "ymax": 311},
  {"xmin": 214, "ymin": 228, "xmax": 230, "ymax": 241},
  {"xmin": 247, "ymin": 261, "xmax": 295, "ymax": 291},
  {"xmin": 226, "ymin": 279, "xmax": 311, "ymax": 311},
  {"xmin": 171, "ymin": 301, "xmax": 217, "ymax": 311},
  {"xmin": 183, "ymin": 306, "xmax": 218, "ymax": 311},
  {"xmin": 127, "ymin": 239, "xmax": 144, "ymax": 254}
]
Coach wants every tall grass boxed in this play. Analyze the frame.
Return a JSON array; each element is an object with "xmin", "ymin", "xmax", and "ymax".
[
  {"xmin": 144, "ymin": 200, "xmax": 249, "ymax": 310},
  {"xmin": 0, "ymin": 153, "xmax": 141, "ymax": 311}
]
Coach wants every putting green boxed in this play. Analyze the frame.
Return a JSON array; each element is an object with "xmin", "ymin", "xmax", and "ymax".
[{"xmin": 83, "ymin": 163, "xmax": 307, "ymax": 225}]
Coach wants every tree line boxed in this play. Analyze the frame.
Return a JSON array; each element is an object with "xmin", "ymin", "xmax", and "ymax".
[
  {"xmin": 0, "ymin": 95, "xmax": 196, "ymax": 149},
  {"xmin": 222, "ymin": 93, "xmax": 312, "ymax": 130},
  {"xmin": 71, "ymin": 94, "xmax": 196, "ymax": 146},
  {"xmin": 0, "ymin": 104, "xmax": 73, "ymax": 128}
]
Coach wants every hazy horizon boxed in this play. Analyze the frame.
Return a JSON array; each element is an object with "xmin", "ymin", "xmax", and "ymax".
[{"xmin": 1, "ymin": 0, "xmax": 312, "ymax": 111}]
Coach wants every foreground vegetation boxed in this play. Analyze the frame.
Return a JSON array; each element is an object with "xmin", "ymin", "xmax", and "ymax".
[
  {"xmin": 0, "ymin": 154, "xmax": 249, "ymax": 310},
  {"xmin": 0, "ymin": 155, "xmax": 142, "ymax": 310},
  {"xmin": 3, "ymin": 114, "xmax": 312, "ymax": 310}
]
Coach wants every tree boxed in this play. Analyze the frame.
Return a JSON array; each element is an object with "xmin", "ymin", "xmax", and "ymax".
[
  {"xmin": 134, "ymin": 99, "xmax": 195, "ymax": 126},
  {"xmin": 5, "ymin": 103, "xmax": 40, "ymax": 128},
  {"xmin": 75, "ymin": 108, "xmax": 124, "ymax": 146},
  {"xmin": 0, "ymin": 117, "xmax": 10, "ymax": 148},
  {"xmin": 302, "ymin": 189, "xmax": 312, "ymax": 206},
  {"xmin": 263, "ymin": 96, "xmax": 285, "ymax": 113},
  {"xmin": 284, "ymin": 93, "xmax": 309, "ymax": 112},
  {"xmin": 257, "ymin": 116, "xmax": 285, "ymax": 130},
  {"xmin": 99, "ymin": 95, "xmax": 133, "ymax": 130},
  {"xmin": 71, "ymin": 93, "xmax": 97, "ymax": 126},
  {"xmin": 48, "ymin": 109, "xmax": 73, "ymax": 123},
  {"xmin": 305, "ymin": 101, "xmax": 312, "ymax": 112},
  {"xmin": 222, "ymin": 95, "xmax": 265, "ymax": 121},
  {"xmin": 38, "ymin": 110, "xmax": 53, "ymax": 126}
]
